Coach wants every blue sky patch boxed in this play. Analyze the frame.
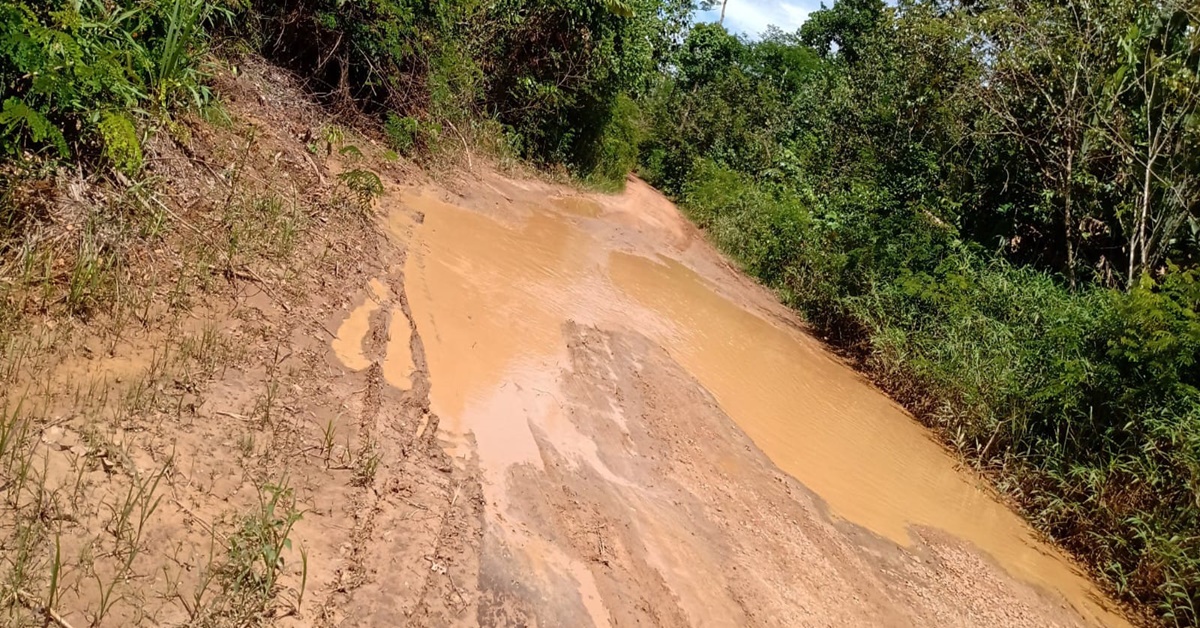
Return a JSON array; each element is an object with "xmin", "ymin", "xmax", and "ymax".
[{"xmin": 695, "ymin": 0, "xmax": 821, "ymax": 38}]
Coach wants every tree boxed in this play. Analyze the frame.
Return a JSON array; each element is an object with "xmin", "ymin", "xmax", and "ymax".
[
  {"xmin": 978, "ymin": 0, "xmax": 1112, "ymax": 285},
  {"xmin": 1102, "ymin": 1, "xmax": 1200, "ymax": 285},
  {"xmin": 676, "ymin": 22, "xmax": 742, "ymax": 88},
  {"xmin": 799, "ymin": 0, "xmax": 886, "ymax": 64}
]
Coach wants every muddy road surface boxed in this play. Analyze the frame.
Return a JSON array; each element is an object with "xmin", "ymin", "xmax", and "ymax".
[{"xmin": 325, "ymin": 171, "xmax": 1129, "ymax": 627}]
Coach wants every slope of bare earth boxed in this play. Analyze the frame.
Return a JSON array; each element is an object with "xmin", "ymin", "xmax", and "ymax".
[{"xmin": 0, "ymin": 60, "xmax": 1134, "ymax": 628}]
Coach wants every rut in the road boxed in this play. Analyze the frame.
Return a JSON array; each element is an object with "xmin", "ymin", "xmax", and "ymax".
[{"xmin": 319, "ymin": 247, "xmax": 486, "ymax": 626}]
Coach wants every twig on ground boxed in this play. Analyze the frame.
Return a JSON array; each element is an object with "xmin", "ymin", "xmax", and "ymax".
[
  {"xmin": 12, "ymin": 589, "xmax": 77, "ymax": 628},
  {"xmin": 170, "ymin": 499, "xmax": 225, "ymax": 540},
  {"xmin": 304, "ymin": 153, "xmax": 327, "ymax": 186}
]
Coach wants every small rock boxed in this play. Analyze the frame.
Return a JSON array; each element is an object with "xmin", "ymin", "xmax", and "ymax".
[{"xmin": 42, "ymin": 426, "xmax": 65, "ymax": 445}]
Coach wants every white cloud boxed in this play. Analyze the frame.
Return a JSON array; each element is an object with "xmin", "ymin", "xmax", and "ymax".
[{"xmin": 695, "ymin": 0, "xmax": 823, "ymax": 38}]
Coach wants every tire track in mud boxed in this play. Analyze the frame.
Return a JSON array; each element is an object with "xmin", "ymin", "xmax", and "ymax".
[
  {"xmin": 389, "ymin": 267, "xmax": 484, "ymax": 626},
  {"xmin": 316, "ymin": 254, "xmax": 485, "ymax": 627}
]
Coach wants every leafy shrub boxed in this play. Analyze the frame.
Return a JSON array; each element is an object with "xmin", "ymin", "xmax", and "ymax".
[
  {"xmin": 384, "ymin": 114, "xmax": 419, "ymax": 154},
  {"xmin": 580, "ymin": 94, "xmax": 644, "ymax": 189},
  {"xmin": 337, "ymin": 168, "xmax": 384, "ymax": 211},
  {"xmin": 245, "ymin": 0, "xmax": 480, "ymax": 116},
  {"xmin": 681, "ymin": 160, "xmax": 812, "ymax": 285},
  {"xmin": 0, "ymin": 0, "xmax": 220, "ymax": 163},
  {"xmin": 244, "ymin": 0, "xmax": 687, "ymax": 175}
]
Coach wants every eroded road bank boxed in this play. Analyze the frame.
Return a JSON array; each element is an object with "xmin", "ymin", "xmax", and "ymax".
[{"xmin": 331, "ymin": 170, "xmax": 1129, "ymax": 627}]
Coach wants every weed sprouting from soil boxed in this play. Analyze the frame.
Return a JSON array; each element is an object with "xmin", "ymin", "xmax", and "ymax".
[
  {"xmin": 224, "ymin": 479, "xmax": 302, "ymax": 601},
  {"xmin": 337, "ymin": 168, "xmax": 385, "ymax": 213}
]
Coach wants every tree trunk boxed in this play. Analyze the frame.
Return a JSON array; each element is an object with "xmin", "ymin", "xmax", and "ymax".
[
  {"xmin": 1130, "ymin": 73, "xmax": 1163, "ymax": 288},
  {"xmin": 1135, "ymin": 154, "xmax": 1153, "ymax": 282},
  {"xmin": 1064, "ymin": 150, "xmax": 1076, "ymax": 288},
  {"xmin": 1127, "ymin": 225, "xmax": 1138, "ymax": 287},
  {"xmin": 720, "ymin": 0, "xmax": 728, "ymax": 25}
]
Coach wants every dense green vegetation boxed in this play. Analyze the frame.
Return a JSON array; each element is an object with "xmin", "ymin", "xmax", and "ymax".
[
  {"xmin": 3, "ymin": 0, "xmax": 1199, "ymax": 623},
  {"xmin": 0, "ymin": 0, "xmax": 229, "ymax": 173},
  {"xmin": 2, "ymin": 0, "xmax": 693, "ymax": 185},
  {"xmin": 233, "ymin": 0, "xmax": 697, "ymax": 185},
  {"xmin": 640, "ymin": 1, "xmax": 1200, "ymax": 623}
]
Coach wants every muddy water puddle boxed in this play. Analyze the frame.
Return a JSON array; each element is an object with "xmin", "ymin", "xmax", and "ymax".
[
  {"xmin": 331, "ymin": 278, "xmax": 414, "ymax": 389},
  {"xmin": 381, "ymin": 185, "xmax": 1125, "ymax": 627},
  {"xmin": 610, "ymin": 253, "xmax": 1129, "ymax": 626}
]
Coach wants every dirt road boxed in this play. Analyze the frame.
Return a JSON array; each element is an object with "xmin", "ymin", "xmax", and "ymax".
[
  {"xmin": 3, "ymin": 63, "xmax": 1134, "ymax": 628},
  {"xmin": 322, "ymin": 170, "xmax": 1130, "ymax": 627}
]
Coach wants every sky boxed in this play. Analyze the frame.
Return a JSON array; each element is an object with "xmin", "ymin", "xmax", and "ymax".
[{"xmin": 694, "ymin": 0, "xmax": 824, "ymax": 39}]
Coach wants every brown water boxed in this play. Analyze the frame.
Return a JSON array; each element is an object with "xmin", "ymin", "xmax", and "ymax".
[
  {"xmin": 390, "ymin": 186, "xmax": 1127, "ymax": 627},
  {"xmin": 551, "ymin": 195, "xmax": 604, "ymax": 218},
  {"xmin": 332, "ymin": 278, "xmax": 389, "ymax": 371},
  {"xmin": 331, "ymin": 278, "xmax": 414, "ymax": 389}
]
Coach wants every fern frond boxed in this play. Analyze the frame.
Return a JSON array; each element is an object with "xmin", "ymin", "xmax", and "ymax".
[{"xmin": 0, "ymin": 97, "xmax": 69, "ymax": 157}]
